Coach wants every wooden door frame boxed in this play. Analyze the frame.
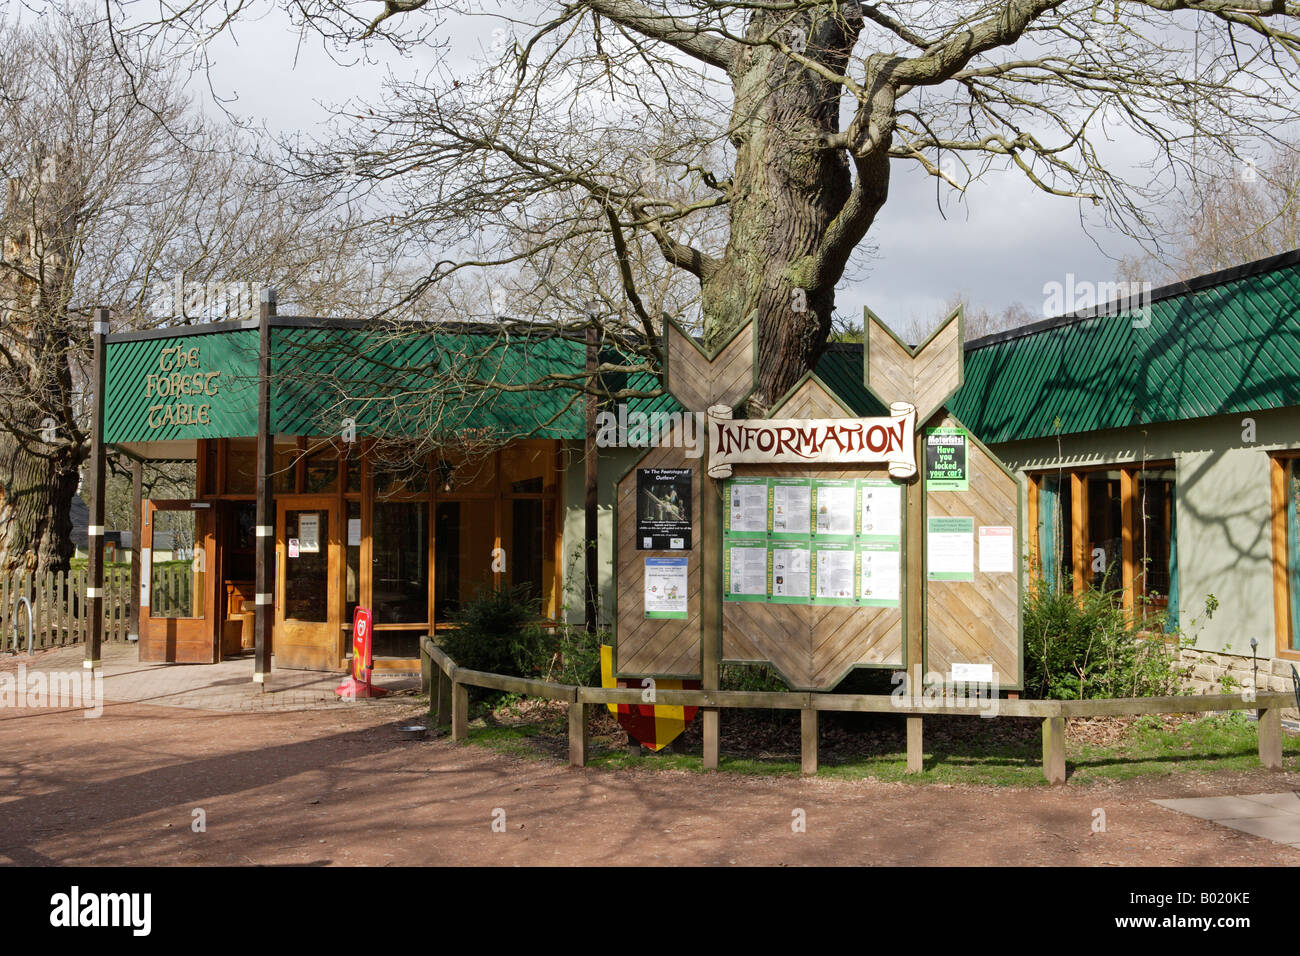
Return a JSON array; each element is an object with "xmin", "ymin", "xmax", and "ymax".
[
  {"xmin": 139, "ymin": 498, "xmax": 221, "ymax": 663},
  {"xmin": 275, "ymin": 495, "xmax": 345, "ymax": 670}
]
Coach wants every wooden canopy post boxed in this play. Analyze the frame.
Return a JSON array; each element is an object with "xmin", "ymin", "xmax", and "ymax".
[
  {"xmin": 253, "ymin": 288, "xmax": 276, "ymax": 687},
  {"xmin": 84, "ymin": 307, "xmax": 110, "ymax": 672},
  {"xmin": 701, "ymin": 467, "xmax": 721, "ymax": 769},
  {"xmin": 584, "ymin": 324, "xmax": 599, "ymax": 633},
  {"xmin": 128, "ymin": 456, "xmax": 143, "ymax": 643}
]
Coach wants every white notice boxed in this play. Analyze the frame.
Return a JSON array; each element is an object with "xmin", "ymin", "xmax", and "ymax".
[
  {"xmin": 728, "ymin": 545, "xmax": 768, "ymax": 595},
  {"xmin": 771, "ymin": 483, "xmax": 811, "ymax": 535},
  {"xmin": 927, "ymin": 516, "xmax": 975, "ymax": 582},
  {"xmin": 860, "ymin": 546, "xmax": 901, "ymax": 605},
  {"xmin": 771, "ymin": 545, "xmax": 811, "ymax": 599},
  {"xmin": 298, "ymin": 513, "xmax": 321, "ymax": 553},
  {"xmin": 860, "ymin": 481, "xmax": 901, "ymax": 538},
  {"xmin": 729, "ymin": 482, "xmax": 768, "ymax": 534},
  {"xmin": 814, "ymin": 483, "xmax": 856, "ymax": 536},
  {"xmin": 978, "ymin": 525, "xmax": 1015, "ymax": 573},
  {"xmin": 815, "ymin": 548, "xmax": 855, "ymax": 600},
  {"xmin": 348, "ymin": 518, "xmax": 362, "ymax": 547}
]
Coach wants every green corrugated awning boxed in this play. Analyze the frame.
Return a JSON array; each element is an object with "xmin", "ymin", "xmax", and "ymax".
[{"xmin": 949, "ymin": 256, "xmax": 1300, "ymax": 443}]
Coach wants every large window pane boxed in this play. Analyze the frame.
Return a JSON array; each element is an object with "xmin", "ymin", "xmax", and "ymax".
[
  {"xmin": 435, "ymin": 499, "xmax": 495, "ymax": 615},
  {"xmin": 372, "ymin": 501, "xmax": 428, "ymax": 624},
  {"xmin": 284, "ymin": 509, "xmax": 329, "ymax": 622},
  {"xmin": 1086, "ymin": 471, "xmax": 1123, "ymax": 591},
  {"xmin": 1136, "ymin": 469, "xmax": 1176, "ymax": 615}
]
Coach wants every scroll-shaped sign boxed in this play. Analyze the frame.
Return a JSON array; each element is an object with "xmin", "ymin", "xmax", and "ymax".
[{"xmin": 706, "ymin": 402, "xmax": 916, "ymax": 480}]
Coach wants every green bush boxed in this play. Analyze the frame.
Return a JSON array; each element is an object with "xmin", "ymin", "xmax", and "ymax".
[
  {"xmin": 720, "ymin": 662, "xmax": 789, "ymax": 693},
  {"xmin": 437, "ymin": 584, "xmax": 546, "ymax": 681},
  {"xmin": 435, "ymin": 587, "xmax": 605, "ymax": 696},
  {"xmin": 1022, "ymin": 583, "xmax": 1205, "ymax": 699}
]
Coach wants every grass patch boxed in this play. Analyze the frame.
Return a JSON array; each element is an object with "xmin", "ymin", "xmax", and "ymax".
[{"xmin": 460, "ymin": 709, "xmax": 1300, "ymax": 787}]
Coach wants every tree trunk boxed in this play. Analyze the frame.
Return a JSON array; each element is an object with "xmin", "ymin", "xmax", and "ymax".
[
  {"xmin": 0, "ymin": 158, "xmax": 85, "ymax": 574},
  {"xmin": 0, "ymin": 436, "xmax": 83, "ymax": 572},
  {"xmin": 701, "ymin": 7, "xmax": 870, "ymax": 412}
]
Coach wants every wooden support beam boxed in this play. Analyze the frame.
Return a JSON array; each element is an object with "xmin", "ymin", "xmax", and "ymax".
[
  {"xmin": 1258, "ymin": 706, "xmax": 1283, "ymax": 771},
  {"xmin": 568, "ymin": 701, "xmax": 590, "ymax": 766},
  {"xmin": 801, "ymin": 708, "xmax": 818, "ymax": 775},
  {"xmin": 451, "ymin": 680, "xmax": 468, "ymax": 742},
  {"xmin": 1042, "ymin": 716, "xmax": 1067, "ymax": 784},
  {"xmin": 906, "ymin": 716, "xmax": 923, "ymax": 774},
  {"xmin": 702, "ymin": 709, "xmax": 720, "ymax": 770},
  {"xmin": 253, "ymin": 289, "xmax": 277, "ymax": 687},
  {"xmin": 1071, "ymin": 472, "xmax": 1086, "ymax": 596},
  {"xmin": 128, "ymin": 458, "xmax": 143, "ymax": 642},
  {"xmin": 420, "ymin": 639, "xmax": 433, "ymax": 697},
  {"xmin": 434, "ymin": 668, "xmax": 452, "ymax": 728},
  {"xmin": 584, "ymin": 325, "xmax": 600, "ymax": 632},
  {"xmin": 1121, "ymin": 468, "xmax": 1135, "ymax": 616},
  {"xmin": 84, "ymin": 308, "xmax": 110, "ymax": 672}
]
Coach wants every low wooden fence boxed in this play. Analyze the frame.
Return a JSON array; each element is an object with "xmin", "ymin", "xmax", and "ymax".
[
  {"xmin": 419, "ymin": 636, "xmax": 1294, "ymax": 784},
  {"xmin": 1, "ymin": 568, "xmax": 135, "ymax": 652}
]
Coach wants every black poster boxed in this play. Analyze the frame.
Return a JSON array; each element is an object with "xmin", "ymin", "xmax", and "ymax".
[{"xmin": 636, "ymin": 468, "xmax": 692, "ymax": 550}]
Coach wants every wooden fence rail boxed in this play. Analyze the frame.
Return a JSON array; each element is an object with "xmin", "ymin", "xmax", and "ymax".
[
  {"xmin": 0, "ymin": 568, "xmax": 135, "ymax": 653},
  {"xmin": 419, "ymin": 636, "xmax": 1294, "ymax": 785}
]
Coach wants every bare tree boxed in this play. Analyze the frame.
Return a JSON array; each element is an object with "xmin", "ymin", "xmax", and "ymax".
[
  {"xmin": 112, "ymin": 0, "xmax": 1300, "ymax": 416},
  {"xmin": 1119, "ymin": 139, "xmax": 1300, "ymax": 283},
  {"xmin": 0, "ymin": 5, "xmax": 395, "ymax": 572}
]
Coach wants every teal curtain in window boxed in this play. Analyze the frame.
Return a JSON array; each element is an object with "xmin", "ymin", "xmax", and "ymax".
[
  {"xmin": 1289, "ymin": 461, "xmax": 1300, "ymax": 651},
  {"xmin": 1166, "ymin": 484, "xmax": 1179, "ymax": 631},
  {"xmin": 1038, "ymin": 476, "xmax": 1059, "ymax": 592}
]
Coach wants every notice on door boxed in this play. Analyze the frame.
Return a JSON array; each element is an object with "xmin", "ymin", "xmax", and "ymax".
[
  {"xmin": 644, "ymin": 557, "xmax": 689, "ymax": 619},
  {"xmin": 298, "ymin": 513, "xmax": 321, "ymax": 553},
  {"xmin": 927, "ymin": 516, "xmax": 975, "ymax": 581}
]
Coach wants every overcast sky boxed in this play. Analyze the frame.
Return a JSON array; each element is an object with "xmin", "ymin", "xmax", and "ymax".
[{"xmin": 12, "ymin": 1, "xmax": 1160, "ymax": 335}]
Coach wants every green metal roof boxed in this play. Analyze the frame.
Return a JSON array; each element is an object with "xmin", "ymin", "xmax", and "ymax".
[
  {"xmin": 105, "ymin": 250, "xmax": 1300, "ymax": 448},
  {"xmin": 105, "ymin": 320, "xmax": 673, "ymax": 444},
  {"xmin": 949, "ymin": 252, "xmax": 1300, "ymax": 444}
]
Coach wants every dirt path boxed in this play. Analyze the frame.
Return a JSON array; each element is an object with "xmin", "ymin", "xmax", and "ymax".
[{"xmin": 2, "ymin": 699, "xmax": 1298, "ymax": 866}]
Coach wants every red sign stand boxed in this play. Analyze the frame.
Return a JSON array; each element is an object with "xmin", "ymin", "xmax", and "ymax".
[{"xmin": 335, "ymin": 607, "xmax": 387, "ymax": 698}]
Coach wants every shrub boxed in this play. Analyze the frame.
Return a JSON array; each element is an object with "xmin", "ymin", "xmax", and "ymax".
[
  {"xmin": 437, "ymin": 584, "xmax": 544, "ymax": 681},
  {"xmin": 1022, "ymin": 583, "xmax": 1204, "ymax": 699}
]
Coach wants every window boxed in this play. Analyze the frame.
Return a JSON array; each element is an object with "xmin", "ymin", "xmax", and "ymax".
[
  {"xmin": 1031, "ymin": 463, "xmax": 1177, "ymax": 622},
  {"xmin": 1270, "ymin": 454, "xmax": 1300, "ymax": 656}
]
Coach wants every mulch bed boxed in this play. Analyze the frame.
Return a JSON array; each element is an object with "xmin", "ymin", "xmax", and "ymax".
[{"xmin": 479, "ymin": 694, "xmax": 1199, "ymax": 764}]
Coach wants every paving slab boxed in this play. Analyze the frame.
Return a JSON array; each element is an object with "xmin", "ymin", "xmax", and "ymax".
[
  {"xmin": 1151, "ymin": 795, "xmax": 1283, "ymax": 821},
  {"xmin": 0, "ymin": 643, "xmax": 419, "ymax": 713}
]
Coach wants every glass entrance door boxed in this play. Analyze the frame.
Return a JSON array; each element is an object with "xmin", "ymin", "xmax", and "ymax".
[{"xmin": 276, "ymin": 496, "xmax": 343, "ymax": 670}]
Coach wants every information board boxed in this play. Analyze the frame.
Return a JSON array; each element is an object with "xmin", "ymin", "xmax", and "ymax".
[{"xmin": 721, "ymin": 475, "xmax": 903, "ymax": 608}]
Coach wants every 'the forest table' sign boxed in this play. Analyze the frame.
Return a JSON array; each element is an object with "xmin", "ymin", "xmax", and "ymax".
[{"xmin": 706, "ymin": 402, "xmax": 916, "ymax": 479}]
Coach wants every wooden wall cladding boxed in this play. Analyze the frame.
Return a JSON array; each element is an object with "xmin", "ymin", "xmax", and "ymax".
[
  {"xmin": 614, "ymin": 423, "xmax": 702, "ymax": 678},
  {"xmin": 664, "ymin": 321, "xmax": 754, "ymax": 411},
  {"xmin": 722, "ymin": 461, "xmax": 904, "ymax": 691},
  {"xmin": 923, "ymin": 411, "xmax": 1023, "ymax": 689},
  {"xmin": 720, "ymin": 375, "xmax": 902, "ymax": 692}
]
